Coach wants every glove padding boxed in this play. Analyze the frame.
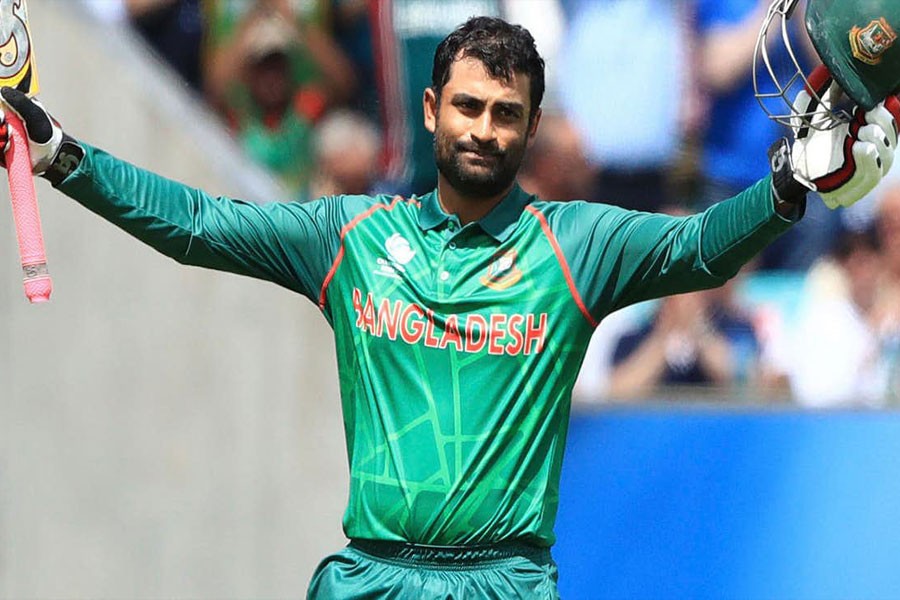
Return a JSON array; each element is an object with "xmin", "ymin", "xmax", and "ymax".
[
  {"xmin": 0, "ymin": 86, "xmax": 64, "ymax": 176},
  {"xmin": 790, "ymin": 65, "xmax": 900, "ymax": 209}
]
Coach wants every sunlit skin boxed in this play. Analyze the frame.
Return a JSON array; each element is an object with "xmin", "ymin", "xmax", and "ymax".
[{"xmin": 423, "ymin": 57, "xmax": 541, "ymax": 224}]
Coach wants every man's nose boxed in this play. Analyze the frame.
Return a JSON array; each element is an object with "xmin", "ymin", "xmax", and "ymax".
[{"xmin": 470, "ymin": 112, "xmax": 496, "ymax": 144}]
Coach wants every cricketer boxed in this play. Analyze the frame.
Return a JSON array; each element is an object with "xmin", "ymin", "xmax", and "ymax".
[{"xmin": 1, "ymin": 2, "xmax": 899, "ymax": 597}]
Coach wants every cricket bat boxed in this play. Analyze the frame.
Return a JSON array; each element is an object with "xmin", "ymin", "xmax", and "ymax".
[{"xmin": 0, "ymin": 0, "xmax": 50, "ymax": 303}]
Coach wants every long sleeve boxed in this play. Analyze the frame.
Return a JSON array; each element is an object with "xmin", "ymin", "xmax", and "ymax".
[
  {"xmin": 56, "ymin": 143, "xmax": 366, "ymax": 302},
  {"xmin": 545, "ymin": 176, "xmax": 798, "ymax": 321}
]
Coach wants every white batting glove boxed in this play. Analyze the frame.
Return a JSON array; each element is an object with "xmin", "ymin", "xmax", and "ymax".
[
  {"xmin": 0, "ymin": 87, "xmax": 83, "ymax": 185},
  {"xmin": 0, "ymin": 87, "xmax": 64, "ymax": 175},
  {"xmin": 789, "ymin": 66, "xmax": 900, "ymax": 209}
]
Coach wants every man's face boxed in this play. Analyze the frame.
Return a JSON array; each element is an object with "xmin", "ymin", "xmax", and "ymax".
[
  {"xmin": 425, "ymin": 57, "xmax": 539, "ymax": 199},
  {"xmin": 246, "ymin": 52, "xmax": 292, "ymax": 112}
]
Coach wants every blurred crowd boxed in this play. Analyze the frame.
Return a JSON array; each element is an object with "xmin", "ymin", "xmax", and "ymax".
[{"xmin": 81, "ymin": 0, "xmax": 900, "ymax": 408}]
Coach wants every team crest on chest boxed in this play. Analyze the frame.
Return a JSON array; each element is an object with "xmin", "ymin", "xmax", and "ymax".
[
  {"xmin": 850, "ymin": 18, "xmax": 897, "ymax": 65},
  {"xmin": 480, "ymin": 249, "xmax": 523, "ymax": 291}
]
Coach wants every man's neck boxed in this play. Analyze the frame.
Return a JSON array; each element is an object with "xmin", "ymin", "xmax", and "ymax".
[{"xmin": 436, "ymin": 176, "xmax": 514, "ymax": 225}]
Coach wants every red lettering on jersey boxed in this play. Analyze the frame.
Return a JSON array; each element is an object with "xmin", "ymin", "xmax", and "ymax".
[
  {"xmin": 439, "ymin": 314, "xmax": 463, "ymax": 351},
  {"xmin": 353, "ymin": 292, "xmax": 546, "ymax": 357},
  {"xmin": 400, "ymin": 304, "xmax": 426, "ymax": 344},
  {"xmin": 524, "ymin": 313, "xmax": 547, "ymax": 355},
  {"xmin": 505, "ymin": 314, "xmax": 525, "ymax": 355},
  {"xmin": 424, "ymin": 309, "xmax": 441, "ymax": 348},
  {"xmin": 465, "ymin": 314, "xmax": 488, "ymax": 353},
  {"xmin": 377, "ymin": 299, "xmax": 403, "ymax": 340},
  {"xmin": 488, "ymin": 314, "xmax": 508, "ymax": 355},
  {"xmin": 352, "ymin": 288, "xmax": 364, "ymax": 328},
  {"xmin": 362, "ymin": 293, "xmax": 377, "ymax": 334}
]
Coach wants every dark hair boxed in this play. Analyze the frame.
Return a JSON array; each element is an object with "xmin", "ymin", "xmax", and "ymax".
[{"xmin": 432, "ymin": 16, "xmax": 545, "ymax": 123}]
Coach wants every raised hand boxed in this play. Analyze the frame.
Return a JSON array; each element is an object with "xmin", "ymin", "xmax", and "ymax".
[{"xmin": 788, "ymin": 66, "xmax": 900, "ymax": 209}]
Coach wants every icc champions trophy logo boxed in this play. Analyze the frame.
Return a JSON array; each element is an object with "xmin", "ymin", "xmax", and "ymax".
[{"xmin": 0, "ymin": 0, "xmax": 38, "ymax": 94}]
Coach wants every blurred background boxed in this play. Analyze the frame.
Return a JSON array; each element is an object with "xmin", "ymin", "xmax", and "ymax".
[{"xmin": 3, "ymin": 0, "xmax": 900, "ymax": 598}]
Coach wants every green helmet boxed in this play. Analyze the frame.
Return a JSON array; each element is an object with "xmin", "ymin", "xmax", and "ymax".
[
  {"xmin": 755, "ymin": 0, "xmax": 900, "ymax": 129},
  {"xmin": 808, "ymin": 0, "xmax": 900, "ymax": 110}
]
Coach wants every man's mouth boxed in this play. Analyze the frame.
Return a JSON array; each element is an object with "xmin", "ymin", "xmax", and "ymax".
[{"xmin": 459, "ymin": 147, "xmax": 501, "ymax": 161}]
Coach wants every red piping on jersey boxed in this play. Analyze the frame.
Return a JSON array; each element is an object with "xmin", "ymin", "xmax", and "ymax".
[
  {"xmin": 319, "ymin": 196, "xmax": 419, "ymax": 310},
  {"xmin": 525, "ymin": 205, "xmax": 598, "ymax": 328}
]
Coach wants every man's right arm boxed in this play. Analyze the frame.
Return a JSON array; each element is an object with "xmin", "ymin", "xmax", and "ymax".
[
  {"xmin": 57, "ymin": 143, "xmax": 345, "ymax": 300},
  {"xmin": 0, "ymin": 86, "xmax": 377, "ymax": 302}
]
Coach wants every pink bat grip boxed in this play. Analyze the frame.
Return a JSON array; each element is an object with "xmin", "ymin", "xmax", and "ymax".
[{"xmin": 6, "ymin": 111, "xmax": 51, "ymax": 303}]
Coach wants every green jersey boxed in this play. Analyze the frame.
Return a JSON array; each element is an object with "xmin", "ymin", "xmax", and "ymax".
[{"xmin": 58, "ymin": 144, "xmax": 795, "ymax": 547}]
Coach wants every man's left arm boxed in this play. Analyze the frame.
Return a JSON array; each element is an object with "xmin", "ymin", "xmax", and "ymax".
[
  {"xmin": 551, "ymin": 175, "xmax": 796, "ymax": 322},
  {"xmin": 556, "ymin": 88, "xmax": 899, "ymax": 322}
]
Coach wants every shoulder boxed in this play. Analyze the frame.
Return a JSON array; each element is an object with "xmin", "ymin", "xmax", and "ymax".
[
  {"xmin": 526, "ymin": 198, "xmax": 623, "ymax": 220},
  {"xmin": 302, "ymin": 192, "xmax": 415, "ymax": 213},
  {"xmin": 525, "ymin": 198, "xmax": 650, "ymax": 237},
  {"xmin": 293, "ymin": 193, "xmax": 424, "ymax": 230}
]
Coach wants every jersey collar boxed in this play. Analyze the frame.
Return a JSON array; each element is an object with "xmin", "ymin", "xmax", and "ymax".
[{"xmin": 417, "ymin": 183, "xmax": 532, "ymax": 243}]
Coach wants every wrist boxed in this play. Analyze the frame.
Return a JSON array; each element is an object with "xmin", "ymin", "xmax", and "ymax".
[
  {"xmin": 41, "ymin": 134, "xmax": 84, "ymax": 187},
  {"xmin": 768, "ymin": 137, "xmax": 808, "ymax": 215}
]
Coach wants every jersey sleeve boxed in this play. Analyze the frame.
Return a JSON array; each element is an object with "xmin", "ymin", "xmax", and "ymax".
[
  {"xmin": 56, "ymin": 143, "xmax": 366, "ymax": 302},
  {"xmin": 549, "ymin": 176, "xmax": 797, "ymax": 322}
]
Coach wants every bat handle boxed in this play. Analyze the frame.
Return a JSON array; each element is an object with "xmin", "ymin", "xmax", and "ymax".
[{"xmin": 6, "ymin": 111, "xmax": 51, "ymax": 303}]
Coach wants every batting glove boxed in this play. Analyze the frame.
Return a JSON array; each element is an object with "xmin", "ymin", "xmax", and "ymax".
[
  {"xmin": 786, "ymin": 66, "xmax": 900, "ymax": 209},
  {"xmin": 0, "ymin": 87, "xmax": 83, "ymax": 185}
]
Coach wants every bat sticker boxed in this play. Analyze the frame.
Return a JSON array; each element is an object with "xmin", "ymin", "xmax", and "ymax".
[{"xmin": 0, "ymin": 0, "xmax": 38, "ymax": 94}]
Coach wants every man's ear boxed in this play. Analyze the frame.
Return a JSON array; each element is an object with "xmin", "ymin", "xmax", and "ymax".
[
  {"xmin": 424, "ymin": 87, "xmax": 438, "ymax": 134},
  {"xmin": 526, "ymin": 108, "xmax": 542, "ymax": 149}
]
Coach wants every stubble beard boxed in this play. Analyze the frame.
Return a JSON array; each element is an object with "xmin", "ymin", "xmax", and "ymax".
[{"xmin": 433, "ymin": 124, "xmax": 526, "ymax": 200}]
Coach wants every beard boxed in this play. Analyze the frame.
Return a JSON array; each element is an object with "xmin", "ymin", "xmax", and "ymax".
[{"xmin": 433, "ymin": 123, "xmax": 527, "ymax": 199}]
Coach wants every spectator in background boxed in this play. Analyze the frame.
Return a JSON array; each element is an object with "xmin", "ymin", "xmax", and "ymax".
[
  {"xmin": 518, "ymin": 113, "xmax": 594, "ymax": 201},
  {"xmin": 606, "ymin": 286, "xmax": 756, "ymax": 400},
  {"xmin": 224, "ymin": 11, "xmax": 317, "ymax": 196},
  {"xmin": 204, "ymin": 0, "xmax": 356, "ymax": 118},
  {"xmin": 694, "ymin": 0, "xmax": 841, "ymax": 271},
  {"xmin": 556, "ymin": 0, "xmax": 696, "ymax": 212},
  {"xmin": 873, "ymin": 183, "xmax": 900, "ymax": 318},
  {"xmin": 872, "ymin": 183, "xmax": 900, "ymax": 404},
  {"xmin": 309, "ymin": 109, "xmax": 382, "ymax": 197},
  {"xmin": 788, "ymin": 228, "xmax": 887, "ymax": 407},
  {"xmin": 205, "ymin": 5, "xmax": 356, "ymax": 198}
]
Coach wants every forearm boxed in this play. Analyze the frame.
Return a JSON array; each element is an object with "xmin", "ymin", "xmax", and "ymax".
[{"xmin": 698, "ymin": 176, "xmax": 797, "ymax": 279}]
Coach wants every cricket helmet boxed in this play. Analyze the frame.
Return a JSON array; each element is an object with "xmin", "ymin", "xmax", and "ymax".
[{"xmin": 754, "ymin": 0, "xmax": 900, "ymax": 130}]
